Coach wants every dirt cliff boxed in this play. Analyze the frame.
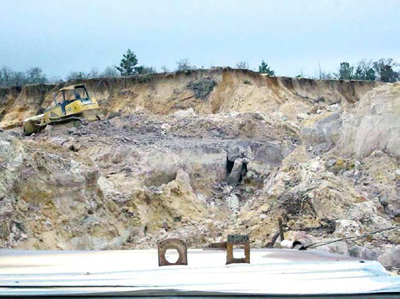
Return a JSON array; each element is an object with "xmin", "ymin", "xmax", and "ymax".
[
  {"xmin": 0, "ymin": 68, "xmax": 380, "ymax": 129},
  {"xmin": 0, "ymin": 69, "xmax": 398, "ymax": 271}
]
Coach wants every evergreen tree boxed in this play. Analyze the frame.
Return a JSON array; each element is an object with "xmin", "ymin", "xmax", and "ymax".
[
  {"xmin": 365, "ymin": 68, "xmax": 376, "ymax": 81},
  {"xmin": 353, "ymin": 60, "xmax": 376, "ymax": 81},
  {"xmin": 116, "ymin": 49, "xmax": 138, "ymax": 76},
  {"xmin": 353, "ymin": 66, "xmax": 365, "ymax": 80},
  {"xmin": 258, "ymin": 60, "xmax": 275, "ymax": 76},
  {"xmin": 338, "ymin": 62, "xmax": 354, "ymax": 80}
]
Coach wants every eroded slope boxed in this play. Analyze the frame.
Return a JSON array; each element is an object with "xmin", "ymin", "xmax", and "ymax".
[{"xmin": 0, "ymin": 70, "xmax": 398, "ymax": 271}]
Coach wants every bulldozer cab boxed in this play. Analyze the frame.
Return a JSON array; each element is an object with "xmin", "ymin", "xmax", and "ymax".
[
  {"xmin": 57, "ymin": 84, "xmax": 92, "ymax": 115},
  {"xmin": 23, "ymin": 84, "xmax": 100, "ymax": 136}
]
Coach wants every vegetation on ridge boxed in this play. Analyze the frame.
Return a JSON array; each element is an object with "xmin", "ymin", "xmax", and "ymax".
[{"xmin": 0, "ymin": 48, "xmax": 399, "ymax": 87}]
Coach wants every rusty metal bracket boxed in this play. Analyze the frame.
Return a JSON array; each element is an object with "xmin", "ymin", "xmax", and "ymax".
[
  {"xmin": 278, "ymin": 217, "xmax": 285, "ymax": 241},
  {"xmin": 158, "ymin": 238, "xmax": 188, "ymax": 266},
  {"xmin": 226, "ymin": 234, "xmax": 250, "ymax": 265}
]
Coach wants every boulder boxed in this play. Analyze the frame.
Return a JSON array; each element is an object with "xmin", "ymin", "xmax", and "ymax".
[
  {"xmin": 349, "ymin": 245, "xmax": 381, "ymax": 260},
  {"xmin": 62, "ymin": 141, "xmax": 81, "ymax": 152},
  {"xmin": 48, "ymin": 137, "xmax": 67, "ymax": 146},
  {"xmin": 226, "ymin": 193, "xmax": 239, "ymax": 214},
  {"xmin": 227, "ymin": 143, "xmax": 253, "ymax": 162},
  {"xmin": 97, "ymin": 176, "xmax": 123, "ymax": 201},
  {"xmin": 348, "ymin": 201, "xmax": 392, "ymax": 230},
  {"xmin": 175, "ymin": 169, "xmax": 193, "ymax": 192},
  {"xmin": 301, "ymin": 111, "xmax": 342, "ymax": 154},
  {"xmin": 68, "ymin": 127, "xmax": 78, "ymax": 134},
  {"xmin": 227, "ymin": 158, "xmax": 245, "ymax": 186},
  {"xmin": 334, "ymin": 219, "xmax": 362, "ymax": 237},
  {"xmin": 378, "ymin": 245, "xmax": 400, "ymax": 269},
  {"xmin": 250, "ymin": 142, "xmax": 283, "ymax": 166},
  {"xmin": 318, "ymin": 240, "xmax": 349, "ymax": 256},
  {"xmin": 173, "ymin": 108, "xmax": 196, "ymax": 118},
  {"xmin": 44, "ymin": 125, "xmax": 53, "ymax": 133}
]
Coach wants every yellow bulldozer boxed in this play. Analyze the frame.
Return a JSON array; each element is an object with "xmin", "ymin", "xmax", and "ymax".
[{"xmin": 23, "ymin": 84, "xmax": 102, "ymax": 135}]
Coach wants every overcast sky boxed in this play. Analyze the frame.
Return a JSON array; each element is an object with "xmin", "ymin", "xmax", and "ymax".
[{"xmin": 1, "ymin": 0, "xmax": 399, "ymax": 78}]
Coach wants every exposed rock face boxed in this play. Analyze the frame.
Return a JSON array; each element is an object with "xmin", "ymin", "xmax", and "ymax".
[
  {"xmin": 301, "ymin": 82, "xmax": 400, "ymax": 218},
  {"xmin": 302, "ymin": 82, "xmax": 400, "ymax": 158},
  {"xmin": 0, "ymin": 70, "xmax": 398, "ymax": 273},
  {"xmin": 339, "ymin": 83, "xmax": 400, "ymax": 158}
]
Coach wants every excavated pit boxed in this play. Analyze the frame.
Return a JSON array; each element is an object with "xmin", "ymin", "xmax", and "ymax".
[{"xmin": 0, "ymin": 68, "xmax": 399, "ymax": 272}]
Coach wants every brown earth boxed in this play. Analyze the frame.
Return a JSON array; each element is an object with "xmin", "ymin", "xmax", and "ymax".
[
  {"xmin": 0, "ymin": 68, "xmax": 398, "ymax": 271},
  {"xmin": 0, "ymin": 67, "xmax": 380, "ymax": 129}
]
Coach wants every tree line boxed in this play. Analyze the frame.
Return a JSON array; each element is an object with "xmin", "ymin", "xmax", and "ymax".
[
  {"xmin": 0, "ymin": 49, "xmax": 398, "ymax": 87},
  {"xmin": 317, "ymin": 58, "xmax": 399, "ymax": 82}
]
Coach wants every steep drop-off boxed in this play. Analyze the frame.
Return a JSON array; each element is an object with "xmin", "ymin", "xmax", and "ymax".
[{"xmin": 0, "ymin": 68, "xmax": 380, "ymax": 129}]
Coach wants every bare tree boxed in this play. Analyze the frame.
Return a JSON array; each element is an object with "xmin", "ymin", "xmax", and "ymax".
[
  {"xmin": 88, "ymin": 68, "xmax": 100, "ymax": 78},
  {"xmin": 176, "ymin": 58, "xmax": 195, "ymax": 71},
  {"xmin": 373, "ymin": 58, "xmax": 399, "ymax": 82},
  {"xmin": 26, "ymin": 67, "xmax": 47, "ymax": 84},
  {"xmin": 160, "ymin": 65, "xmax": 170, "ymax": 73},
  {"xmin": 236, "ymin": 61, "xmax": 249, "ymax": 70},
  {"xmin": 320, "ymin": 71, "xmax": 334, "ymax": 80},
  {"xmin": 101, "ymin": 66, "xmax": 119, "ymax": 78},
  {"xmin": 66, "ymin": 71, "xmax": 90, "ymax": 81},
  {"xmin": 314, "ymin": 64, "xmax": 335, "ymax": 80},
  {"xmin": 0, "ymin": 66, "xmax": 14, "ymax": 87},
  {"xmin": 135, "ymin": 66, "xmax": 156, "ymax": 74},
  {"xmin": 12, "ymin": 71, "xmax": 27, "ymax": 86},
  {"xmin": 48, "ymin": 76, "xmax": 64, "ymax": 84},
  {"xmin": 1, "ymin": 66, "xmax": 48, "ymax": 86}
]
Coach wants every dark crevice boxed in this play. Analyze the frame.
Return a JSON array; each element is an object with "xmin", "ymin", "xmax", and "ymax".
[
  {"xmin": 226, "ymin": 158, "xmax": 234, "ymax": 176},
  {"xmin": 238, "ymin": 162, "xmax": 248, "ymax": 182}
]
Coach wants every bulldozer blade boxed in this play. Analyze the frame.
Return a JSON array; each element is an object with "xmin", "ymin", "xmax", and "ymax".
[{"xmin": 82, "ymin": 109, "xmax": 104, "ymax": 121}]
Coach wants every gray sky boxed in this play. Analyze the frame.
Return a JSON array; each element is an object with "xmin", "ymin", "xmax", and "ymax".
[{"xmin": 1, "ymin": 0, "xmax": 399, "ymax": 78}]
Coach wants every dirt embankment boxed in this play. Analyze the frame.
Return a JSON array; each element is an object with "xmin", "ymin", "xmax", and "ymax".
[
  {"xmin": 0, "ymin": 68, "xmax": 380, "ymax": 129},
  {"xmin": 1, "ymin": 69, "xmax": 398, "ymax": 272}
]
